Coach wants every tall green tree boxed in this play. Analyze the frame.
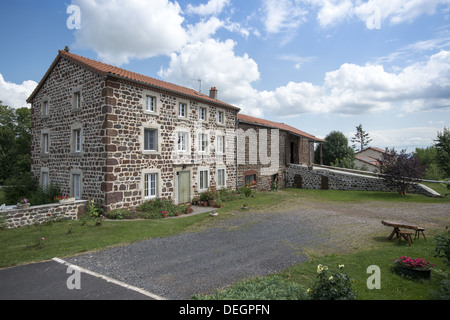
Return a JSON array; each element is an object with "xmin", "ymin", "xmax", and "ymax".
[
  {"xmin": 0, "ymin": 101, "xmax": 31, "ymax": 184},
  {"xmin": 413, "ymin": 146, "xmax": 445, "ymax": 180},
  {"xmin": 315, "ymin": 131, "xmax": 355, "ymax": 167},
  {"xmin": 434, "ymin": 127, "xmax": 450, "ymax": 178},
  {"xmin": 351, "ymin": 124, "xmax": 372, "ymax": 152}
]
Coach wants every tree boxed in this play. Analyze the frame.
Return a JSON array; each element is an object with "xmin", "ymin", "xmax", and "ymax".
[
  {"xmin": 0, "ymin": 101, "xmax": 31, "ymax": 184},
  {"xmin": 378, "ymin": 148, "xmax": 426, "ymax": 195},
  {"xmin": 434, "ymin": 127, "xmax": 450, "ymax": 178},
  {"xmin": 413, "ymin": 146, "xmax": 445, "ymax": 180},
  {"xmin": 315, "ymin": 131, "xmax": 355, "ymax": 167},
  {"xmin": 351, "ymin": 124, "xmax": 372, "ymax": 152}
]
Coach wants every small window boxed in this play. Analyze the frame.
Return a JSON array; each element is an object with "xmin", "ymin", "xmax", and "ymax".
[
  {"xmin": 218, "ymin": 111, "xmax": 224, "ymax": 124},
  {"xmin": 245, "ymin": 174, "xmax": 257, "ymax": 186},
  {"xmin": 199, "ymin": 133, "xmax": 208, "ymax": 152},
  {"xmin": 199, "ymin": 107, "xmax": 207, "ymax": 121},
  {"xmin": 42, "ymin": 100, "xmax": 49, "ymax": 117},
  {"xmin": 217, "ymin": 135, "xmax": 225, "ymax": 153},
  {"xmin": 178, "ymin": 132, "xmax": 188, "ymax": 152},
  {"xmin": 42, "ymin": 133, "xmax": 49, "ymax": 154},
  {"xmin": 73, "ymin": 91, "xmax": 81, "ymax": 110},
  {"xmin": 144, "ymin": 173, "xmax": 158, "ymax": 199},
  {"xmin": 146, "ymin": 95, "xmax": 156, "ymax": 113},
  {"xmin": 72, "ymin": 174, "xmax": 81, "ymax": 200},
  {"xmin": 199, "ymin": 169, "xmax": 209, "ymax": 190},
  {"xmin": 42, "ymin": 172, "xmax": 49, "ymax": 188},
  {"xmin": 73, "ymin": 129, "xmax": 82, "ymax": 153},
  {"xmin": 217, "ymin": 169, "xmax": 226, "ymax": 188},
  {"xmin": 144, "ymin": 129, "xmax": 158, "ymax": 151},
  {"xmin": 179, "ymin": 103, "xmax": 187, "ymax": 118}
]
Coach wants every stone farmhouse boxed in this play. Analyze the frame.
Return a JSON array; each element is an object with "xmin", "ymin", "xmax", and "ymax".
[{"xmin": 27, "ymin": 49, "xmax": 323, "ymax": 211}]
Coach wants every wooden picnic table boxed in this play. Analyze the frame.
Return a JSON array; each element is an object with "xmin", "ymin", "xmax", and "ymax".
[{"xmin": 381, "ymin": 220, "xmax": 426, "ymax": 245}]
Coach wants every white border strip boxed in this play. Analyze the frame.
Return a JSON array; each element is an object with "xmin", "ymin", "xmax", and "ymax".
[{"xmin": 52, "ymin": 257, "xmax": 166, "ymax": 300}]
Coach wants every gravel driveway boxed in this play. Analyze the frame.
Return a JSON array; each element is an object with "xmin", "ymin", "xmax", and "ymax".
[{"xmin": 65, "ymin": 199, "xmax": 450, "ymax": 300}]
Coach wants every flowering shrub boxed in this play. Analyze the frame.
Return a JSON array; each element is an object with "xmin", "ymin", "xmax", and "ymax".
[
  {"xmin": 53, "ymin": 195, "xmax": 72, "ymax": 202},
  {"xmin": 18, "ymin": 198, "xmax": 29, "ymax": 204},
  {"xmin": 394, "ymin": 256, "xmax": 434, "ymax": 270},
  {"xmin": 307, "ymin": 264, "xmax": 357, "ymax": 300}
]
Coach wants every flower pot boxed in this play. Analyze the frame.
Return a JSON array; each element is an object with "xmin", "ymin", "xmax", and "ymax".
[
  {"xmin": 208, "ymin": 199, "xmax": 216, "ymax": 207},
  {"xmin": 162, "ymin": 214, "xmax": 167, "ymax": 219},
  {"xmin": 396, "ymin": 266, "xmax": 430, "ymax": 279},
  {"xmin": 16, "ymin": 203, "xmax": 30, "ymax": 209}
]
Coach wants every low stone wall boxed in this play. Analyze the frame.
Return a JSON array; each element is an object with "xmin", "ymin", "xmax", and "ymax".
[
  {"xmin": 287, "ymin": 164, "xmax": 441, "ymax": 197},
  {"xmin": 1, "ymin": 200, "xmax": 87, "ymax": 229}
]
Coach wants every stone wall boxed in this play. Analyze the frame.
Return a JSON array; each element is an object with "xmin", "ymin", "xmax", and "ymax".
[
  {"xmin": 1, "ymin": 200, "xmax": 87, "ymax": 229},
  {"xmin": 30, "ymin": 56, "xmax": 107, "ymax": 203},
  {"xmin": 287, "ymin": 164, "xmax": 441, "ymax": 197}
]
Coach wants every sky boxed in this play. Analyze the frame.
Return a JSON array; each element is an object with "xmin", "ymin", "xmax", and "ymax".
[{"xmin": 1, "ymin": 0, "xmax": 449, "ymax": 153}]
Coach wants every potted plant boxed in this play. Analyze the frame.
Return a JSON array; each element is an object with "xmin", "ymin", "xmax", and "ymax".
[
  {"xmin": 191, "ymin": 197, "xmax": 199, "ymax": 205},
  {"xmin": 394, "ymin": 256, "xmax": 434, "ymax": 279},
  {"xmin": 162, "ymin": 210, "xmax": 168, "ymax": 218},
  {"xmin": 17, "ymin": 198, "xmax": 30, "ymax": 209}
]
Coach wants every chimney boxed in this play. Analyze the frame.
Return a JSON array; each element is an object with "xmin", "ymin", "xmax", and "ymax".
[{"xmin": 209, "ymin": 87, "xmax": 218, "ymax": 99}]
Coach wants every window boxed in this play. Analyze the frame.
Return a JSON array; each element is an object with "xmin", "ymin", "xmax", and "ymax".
[
  {"xmin": 199, "ymin": 107, "xmax": 207, "ymax": 121},
  {"xmin": 217, "ymin": 135, "xmax": 225, "ymax": 153},
  {"xmin": 73, "ymin": 91, "xmax": 81, "ymax": 110},
  {"xmin": 73, "ymin": 129, "xmax": 82, "ymax": 153},
  {"xmin": 42, "ymin": 133, "xmax": 49, "ymax": 154},
  {"xmin": 144, "ymin": 129, "xmax": 158, "ymax": 151},
  {"xmin": 42, "ymin": 171, "xmax": 49, "ymax": 189},
  {"xmin": 178, "ymin": 132, "xmax": 188, "ymax": 152},
  {"xmin": 199, "ymin": 133, "xmax": 208, "ymax": 152},
  {"xmin": 146, "ymin": 95, "xmax": 156, "ymax": 112},
  {"xmin": 245, "ymin": 174, "xmax": 257, "ymax": 186},
  {"xmin": 217, "ymin": 169, "xmax": 226, "ymax": 188},
  {"xmin": 42, "ymin": 100, "xmax": 49, "ymax": 117},
  {"xmin": 72, "ymin": 174, "xmax": 81, "ymax": 200},
  {"xmin": 199, "ymin": 169, "xmax": 209, "ymax": 190},
  {"xmin": 144, "ymin": 173, "xmax": 158, "ymax": 199},
  {"xmin": 179, "ymin": 103, "xmax": 187, "ymax": 118},
  {"xmin": 218, "ymin": 111, "xmax": 224, "ymax": 124}
]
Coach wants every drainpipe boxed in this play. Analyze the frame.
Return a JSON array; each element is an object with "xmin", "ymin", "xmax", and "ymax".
[{"xmin": 236, "ymin": 114, "xmax": 239, "ymax": 190}]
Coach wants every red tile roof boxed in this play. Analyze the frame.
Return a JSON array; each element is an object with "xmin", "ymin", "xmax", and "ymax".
[
  {"xmin": 238, "ymin": 113, "xmax": 325, "ymax": 142},
  {"xmin": 27, "ymin": 50, "xmax": 239, "ymax": 110}
]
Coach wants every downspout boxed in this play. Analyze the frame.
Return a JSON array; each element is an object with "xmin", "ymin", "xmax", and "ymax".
[{"xmin": 236, "ymin": 114, "xmax": 239, "ymax": 190}]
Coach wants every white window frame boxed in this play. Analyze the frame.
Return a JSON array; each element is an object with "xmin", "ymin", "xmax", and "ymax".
[
  {"xmin": 72, "ymin": 87, "xmax": 82, "ymax": 111},
  {"xmin": 71, "ymin": 171, "xmax": 82, "ymax": 200},
  {"xmin": 199, "ymin": 133, "xmax": 208, "ymax": 153},
  {"xmin": 74, "ymin": 129, "xmax": 82, "ymax": 153},
  {"xmin": 179, "ymin": 102, "xmax": 187, "ymax": 118},
  {"xmin": 41, "ymin": 130, "xmax": 50, "ymax": 155},
  {"xmin": 199, "ymin": 106, "xmax": 207, "ymax": 121},
  {"xmin": 217, "ymin": 168, "xmax": 226, "ymax": 188},
  {"xmin": 41, "ymin": 168, "xmax": 49, "ymax": 189},
  {"xmin": 216, "ymin": 134, "xmax": 225, "ymax": 154},
  {"xmin": 144, "ymin": 172, "xmax": 158, "ymax": 200},
  {"xmin": 178, "ymin": 131, "xmax": 188, "ymax": 152},
  {"xmin": 217, "ymin": 110, "xmax": 224, "ymax": 125},
  {"xmin": 146, "ymin": 95, "xmax": 156, "ymax": 113},
  {"xmin": 199, "ymin": 168, "xmax": 209, "ymax": 191}
]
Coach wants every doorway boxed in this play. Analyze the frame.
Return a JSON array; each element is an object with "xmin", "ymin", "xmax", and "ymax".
[{"xmin": 178, "ymin": 171, "xmax": 190, "ymax": 204}]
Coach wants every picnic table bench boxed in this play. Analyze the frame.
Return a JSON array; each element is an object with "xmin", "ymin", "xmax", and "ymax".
[{"xmin": 381, "ymin": 220, "xmax": 426, "ymax": 245}]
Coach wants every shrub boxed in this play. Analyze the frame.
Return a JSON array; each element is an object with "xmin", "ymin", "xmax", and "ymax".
[
  {"xmin": 136, "ymin": 198, "xmax": 186, "ymax": 219},
  {"xmin": 106, "ymin": 209, "xmax": 131, "ymax": 220},
  {"xmin": 238, "ymin": 186, "xmax": 252, "ymax": 197},
  {"xmin": 192, "ymin": 276, "xmax": 308, "ymax": 300},
  {"xmin": 434, "ymin": 227, "xmax": 450, "ymax": 266},
  {"xmin": 307, "ymin": 264, "xmax": 357, "ymax": 300},
  {"xmin": 86, "ymin": 198, "xmax": 104, "ymax": 218}
]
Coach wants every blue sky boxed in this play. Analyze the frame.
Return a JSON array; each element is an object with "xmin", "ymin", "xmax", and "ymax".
[{"xmin": 1, "ymin": 0, "xmax": 449, "ymax": 152}]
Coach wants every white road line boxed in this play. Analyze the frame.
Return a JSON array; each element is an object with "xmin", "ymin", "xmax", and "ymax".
[{"xmin": 52, "ymin": 257, "xmax": 166, "ymax": 300}]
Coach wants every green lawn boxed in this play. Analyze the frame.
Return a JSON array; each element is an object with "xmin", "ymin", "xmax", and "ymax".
[{"xmin": 1, "ymin": 187, "xmax": 449, "ymax": 300}]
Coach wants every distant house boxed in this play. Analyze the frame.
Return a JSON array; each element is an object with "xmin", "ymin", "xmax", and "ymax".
[
  {"xmin": 354, "ymin": 147, "xmax": 386, "ymax": 172},
  {"xmin": 237, "ymin": 114, "xmax": 324, "ymax": 190},
  {"xmin": 27, "ymin": 49, "xmax": 323, "ymax": 211}
]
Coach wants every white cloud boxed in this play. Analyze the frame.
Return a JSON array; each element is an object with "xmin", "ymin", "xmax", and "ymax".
[
  {"xmin": 369, "ymin": 126, "xmax": 444, "ymax": 150},
  {"xmin": 186, "ymin": 0, "xmax": 231, "ymax": 16},
  {"xmin": 158, "ymin": 38, "xmax": 260, "ymax": 112},
  {"xmin": 0, "ymin": 74, "xmax": 37, "ymax": 109},
  {"xmin": 249, "ymin": 50, "xmax": 450, "ymax": 117},
  {"xmin": 262, "ymin": 0, "xmax": 309, "ymax": 34},
  {"xmin": 71, "ymin": 0, "xmax": 187, "ymax": 65}
]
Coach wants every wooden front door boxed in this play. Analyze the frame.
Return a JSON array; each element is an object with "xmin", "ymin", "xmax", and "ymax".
[{"xmin": 178, "ymin": 171, "xmax": 190, "ymax": 204}]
